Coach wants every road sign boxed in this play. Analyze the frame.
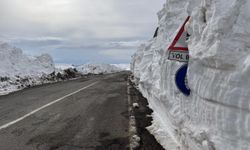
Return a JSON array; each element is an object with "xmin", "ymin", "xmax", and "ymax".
[{"xmin": 168, "ymin": 16, "xmax": 190, "ymax": 62}]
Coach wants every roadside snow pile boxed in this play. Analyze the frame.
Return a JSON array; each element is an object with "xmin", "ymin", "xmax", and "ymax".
[
  {"xmin": 0, "ymin": 42, "xmax": 56, "ymax": 95},
  {"xmin": 76, "ymin": 64, "xmax": 122, "ymax": 74},
  {"xmin": 131, "ymin": 0, "xmax": 250, "ymax": 150}
]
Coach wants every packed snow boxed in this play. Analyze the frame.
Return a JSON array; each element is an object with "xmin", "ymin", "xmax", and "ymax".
[{"xmin": 131, "ymin": 0, "xmax": 250, "ymax": 150}]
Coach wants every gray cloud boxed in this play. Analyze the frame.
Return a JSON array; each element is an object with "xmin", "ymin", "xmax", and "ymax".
[{"xmin": 0, "ymin": 0, "xmax": 165, "ymax": 64}]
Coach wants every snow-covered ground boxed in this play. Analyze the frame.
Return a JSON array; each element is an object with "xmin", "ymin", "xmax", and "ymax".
[{"xmin": 131, "ymin": 0, "xmax": 250, "ymax": 150}]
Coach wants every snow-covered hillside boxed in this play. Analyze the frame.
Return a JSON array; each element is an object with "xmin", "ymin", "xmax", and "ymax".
[
  {"xmin": 131, "ymin": 0, "xmax": 250, "ymax": 150},
  {"xmin": 76, "ymin": 64, "xmax": 122, "ymax": 74}
]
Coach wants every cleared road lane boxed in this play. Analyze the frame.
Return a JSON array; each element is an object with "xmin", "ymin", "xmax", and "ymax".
[{"xmin": 0, "ymin": 72, "xmax": 130, "ymax": 150}]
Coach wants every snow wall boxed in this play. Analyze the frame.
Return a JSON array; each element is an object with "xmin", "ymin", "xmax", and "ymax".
[
  {"xmin": 0, "ymin": 42, "xmax": 55, "ymax": 77},
  {"xmin": 0, "ymin": 42, "xmax": 55, "ymax": 95},
  {"xmin": 131, "ymin": 0, "xmax": 250, "ymax": 150}
]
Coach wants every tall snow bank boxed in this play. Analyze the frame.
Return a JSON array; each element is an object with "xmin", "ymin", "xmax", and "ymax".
[
  {"xmin": 131, "ymin": 0, "xmax": 250, "ymax": 149},
  {"xmin": 0, "ymin": 42, "xmax": 55, "ymax": 95},
  {"xmin": 76, "ymin": 64, "xmax": 122, "ymax": 74},
  {"xmin": 0, "ymin": 42, "xmax": 54, "ymax": 77}
]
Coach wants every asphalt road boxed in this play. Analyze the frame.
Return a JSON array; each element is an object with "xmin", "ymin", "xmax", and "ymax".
[{"xmin": 0, "ymin": 72, "xmax": 130, "ymax": 150}]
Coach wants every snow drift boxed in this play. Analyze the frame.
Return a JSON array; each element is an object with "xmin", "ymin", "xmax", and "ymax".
[{"xmin": 131, "ymin": 0, "xmax": 250, "ymax": 150}]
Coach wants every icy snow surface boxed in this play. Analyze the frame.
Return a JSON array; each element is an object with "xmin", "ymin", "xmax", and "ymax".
[{"xmin": 131, "ymin": 0, "xmax": 250, "ymax": 150}]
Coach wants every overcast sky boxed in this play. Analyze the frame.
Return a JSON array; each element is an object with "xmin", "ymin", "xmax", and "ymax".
[{"xmin": 0, "ymin": 0, "xmax": 165, "ymax": 64}]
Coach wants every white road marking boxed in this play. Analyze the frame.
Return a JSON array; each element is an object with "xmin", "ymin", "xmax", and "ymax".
[{"xmin": 0, "ymin": 81, "xmax": 99, "ymax": 130}]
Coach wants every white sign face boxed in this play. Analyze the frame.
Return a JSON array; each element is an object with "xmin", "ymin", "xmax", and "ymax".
[
  {"xmin": 174, "ymin": 30, "xmax": 188, "ymax": 48},
  {"xmin": 168, "ymin": 51, "xmax": 189, "ymax": 62}
]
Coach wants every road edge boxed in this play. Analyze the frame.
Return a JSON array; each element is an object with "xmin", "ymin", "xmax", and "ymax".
[{"xmin": 127, "ymin": 76, "xmax": 141, "ymax": 150}]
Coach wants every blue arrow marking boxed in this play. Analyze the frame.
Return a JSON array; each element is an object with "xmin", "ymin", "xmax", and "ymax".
[{"xmin": 175, "ymin": 64, "xmax": 191, "ymax": 96}]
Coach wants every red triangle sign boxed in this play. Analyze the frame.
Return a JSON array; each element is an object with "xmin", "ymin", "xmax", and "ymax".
[{"xmin": 168, "ymin": 16, "xmax": 190, "ymax": 62}]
